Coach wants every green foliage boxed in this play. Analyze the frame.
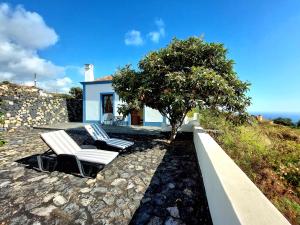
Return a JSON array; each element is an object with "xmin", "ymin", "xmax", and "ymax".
[
  {"xmin": 297, "ymin": 120, "xmax": 300, "ymax": 128},
  {"xmin": 1, "ymin": 80, "xmax": 10, "ymax": 85},
  {"xmin": 69, "ymin": 87, "xmax": 83, "ymax": 99},
  {"xmin": 113, "ymin": 36, "xmax": 251, "ymax": 141},
  {"xmin": 273, "ymin": 117, "xmax": 294, "ymax": 127},
  {"xmin": 0, "ymin": 140, "xmax": 5, "ymax": 147},
  {"xmin": 201, "ymin": 110, "xmax": 300, "ymax": 223}
]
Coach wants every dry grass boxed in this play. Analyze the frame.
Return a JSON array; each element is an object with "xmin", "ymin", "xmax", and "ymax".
[{"xmin": 200, "ymin": 111, "xmax": 300, "ymax": 224}]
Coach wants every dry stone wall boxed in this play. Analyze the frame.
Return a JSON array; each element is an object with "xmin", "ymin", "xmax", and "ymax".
[{"xmin": 0, "ymin": 83, "xmax": 82, "ymax": 130}]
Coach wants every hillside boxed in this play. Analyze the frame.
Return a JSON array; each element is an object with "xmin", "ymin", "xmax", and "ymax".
[{"xmin": 200, "ymin": 112, "xmax": 300, "ymax": 225}]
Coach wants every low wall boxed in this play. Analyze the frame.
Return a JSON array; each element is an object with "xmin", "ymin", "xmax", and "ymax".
[
  {"xmin": 193, "ymin": 126, "xmax": 291, "ymax": 225},
  {"xmin": 0, "ymin": 83, "xmax": 82, "ymax": 131}
]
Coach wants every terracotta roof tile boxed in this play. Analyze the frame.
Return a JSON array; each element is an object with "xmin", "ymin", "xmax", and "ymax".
[{"xmin": 95, "ymin": 75, "xmax": 113, "ymax": 81}]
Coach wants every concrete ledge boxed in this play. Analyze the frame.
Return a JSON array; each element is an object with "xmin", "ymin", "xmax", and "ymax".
[{"xmin": 193, "ymin": 126, "xmax": 291, "ymax": 225}]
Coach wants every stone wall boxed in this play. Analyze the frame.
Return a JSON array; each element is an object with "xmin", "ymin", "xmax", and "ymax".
[{"xmin": 0, "ymin": 83, "xmax": 82, "ymax": 130}]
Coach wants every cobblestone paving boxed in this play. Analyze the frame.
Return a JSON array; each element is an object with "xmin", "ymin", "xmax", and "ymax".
[{"xmin": 0, "ymin": 129, "xmax": 212, "ymax": 225}]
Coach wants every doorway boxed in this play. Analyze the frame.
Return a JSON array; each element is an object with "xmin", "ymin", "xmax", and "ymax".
[{"xmin": 130, "ymin": 109, "xmax": 143, "ymax": 125}]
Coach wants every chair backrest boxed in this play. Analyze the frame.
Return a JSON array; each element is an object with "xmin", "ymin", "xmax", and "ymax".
[
  {"xmin": 103, "ymin": 113, "xmax": 114, "ymax": 121},
  {"xmin": 85, "ymin": 123, "xmax": 110, "ymax": 141},
  {"xmin": 41, "ymin": 130, "xmax": 81, "ymax": 155}
]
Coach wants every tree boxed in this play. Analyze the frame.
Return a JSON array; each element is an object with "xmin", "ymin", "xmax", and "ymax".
[
  {"xmin": 113, "ymin": 37, "xmax": 251, "ymax": 141},
  {"xmin": 273, "ymin": 117, "xmax": 294, "ymax": 127},
  {"xmin": 297, "ymin": 120, "xmax": 300, "ymax": 128},
  {"xmin": 69, "ymin": 87, "xmax": 83, "ymax": 99}
]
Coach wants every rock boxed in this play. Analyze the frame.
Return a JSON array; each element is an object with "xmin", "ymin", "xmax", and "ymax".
[
  {"xmin": 103, "ymin": 195, "xmax": 115, "ymax": 205},
  {"xmin": 92, "ymin": 187, "xmax": 108, "ymax": 195},
  {"xmin": 168, "ymin": 183, "xmax": 175, "ymax": 189},
  {"xmin": 167, "ymin": 206, "xmax": 180, "ymax": 218},
  {"xmin": 63, "ymin": 202, "xmax": 80, "ymax": 215},
  {"xmin": 86, "ymin": 179, "xmax": 96, "ymax": 186},
  {"xmin": 126, "ymin": 182, "xmax": 135, "ymax": 189},
  {"xmin": 183, "ymin": 188, "xmax": 193, "ymax": 197},
  {"xmin": 116, "ymin": 198, "xmax": 129, "ymax": 208},
  {"xmin": 136, "ymin": 185, "xmax": 145, "ymax": 192},
  {"xmin": 164, "ymin": 217, "xmax": 184, "ymax": 225},
  {"xmin": 120, "ymin": 172, "xmax": 130, "ymax": 178},
  {"xmin": 134, "ymin": 212, "xmax": 151, "ymax": 224},
  {"xmin": 147, "ymin": 216, "xmax": 163, "ymax": 225},
  {"xmin": 80, "ymin": 187, "xmax": 91, "ymax": 193},
  {"xmin": 154, "ymin": 194, "xmax": 166, "ymax": 205},
  {"xmin": 53, "ymin": 195, "xmax": 67, "ymax": 206},
  {"xmin": 9, "ymin": 215, "xmax": 28, "ymax": 225},
  {"xmin": 0, "ymin": 180, "xmax": 10, "ymax": 188},
  {"xmin": 141, "ymin": 197, "xmax": 151, "ymax": 204},
  {"xmin": 28, "ymin": 175, "xmax": 48, "ymax": 183},
  {"xmin": 43, "ymin": 192, "xmax": 59, "ymax": 203},
  {"xmin": 32, "ymin": 222, "xmax": 42, "ymax": 225},
  {"xmin": 96, "ymin": 174, "xmax": 104, "ymax": 180},
  {"xmin": 109, "ymin": 208, "xmax": 122, "ymax": 217},
  {"xmin": 43, "ymin": 177, "xmax": 58, "ymax": 184},
  {"xmin": 123, "ymin": 209, "xmax": 131, "ymax": 218},
  {"xmin": 136, "ymin": 165, "xmax": 144, "ymax": 171},
  {"xmin": 30, "ymin": 205, "xmax": 57, "ymax": 217},
  {"xmin": 111, "ymin": 178, "xmax": 127, "ymax": 186},
  {"xmin": 81, "ymin": 197, "xmax": 93, "ymax": 207}
]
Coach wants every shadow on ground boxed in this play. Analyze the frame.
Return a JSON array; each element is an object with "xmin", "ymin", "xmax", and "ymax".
[
  {"xmin": 129, "ymin": 133, "xmax": 212, "ymax": 225},
  {"xmin": 16, "ymin": 153, "xmax": 105, "ymax": 178}
]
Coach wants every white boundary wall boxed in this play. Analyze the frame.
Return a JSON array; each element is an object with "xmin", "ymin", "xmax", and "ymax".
[{"xmin": 193, "ymin": 126, "xmax": 291, "ymax": 225}]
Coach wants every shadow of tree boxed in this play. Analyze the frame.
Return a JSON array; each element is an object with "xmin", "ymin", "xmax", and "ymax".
[{"xmin": 129, "ymin": 134, "xmax": 212, "ymax": 225}]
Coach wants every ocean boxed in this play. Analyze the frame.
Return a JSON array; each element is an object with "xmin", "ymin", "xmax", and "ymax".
[{"xmin": 250, "ymin": 112, "xmax": 300, "ymax": 123}]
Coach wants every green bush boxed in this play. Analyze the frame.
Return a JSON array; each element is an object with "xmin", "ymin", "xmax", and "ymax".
[
  {"xmin": 273, "ymin": 117, "xmax": 294, "ymax": 127},
  {"xmin": 0, "ymin": 140, "xmax": 5, "ymax": 147}
]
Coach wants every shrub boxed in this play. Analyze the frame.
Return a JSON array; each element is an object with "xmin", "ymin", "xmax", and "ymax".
[{"xmin": 273, "ymin": 117, "xmax": 294, "ymax": 127}]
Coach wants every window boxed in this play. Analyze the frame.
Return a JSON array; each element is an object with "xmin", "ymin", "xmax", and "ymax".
[{"xmin": 102, "ymin": 94, "xmax": 113, "ymax": 114}]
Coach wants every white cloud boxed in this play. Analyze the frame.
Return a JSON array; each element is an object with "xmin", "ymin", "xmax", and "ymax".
[
  {"xmin": 24, "ymin": 76, "xmax": 73, "ymax": 93},
  {"xmin": 0, "ymin": 3, "xmax": 74, "ymax": 93},
  {"xmin": 124, "ymin": 30, "xmax": 144, "ymax": 46},
  {"xmin": 148, "ymin": 18, "xmax": 165, "ymax": 43}
]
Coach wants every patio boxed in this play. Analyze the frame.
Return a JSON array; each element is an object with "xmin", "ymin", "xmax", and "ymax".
[{"xmin": 0, "ymin": 128, "xmax": 212, "ymax": 225}]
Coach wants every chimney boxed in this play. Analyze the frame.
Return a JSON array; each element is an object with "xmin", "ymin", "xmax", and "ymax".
[{"xmin": 84, "ymin": 64, "xmax": 94, "ymax": 81}]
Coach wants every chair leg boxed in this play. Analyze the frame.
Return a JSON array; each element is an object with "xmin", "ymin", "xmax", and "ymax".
[
  {"xmin": 37, "ymin": 155, "xmax": 58, "ymax": 172},
  {"xmin": 56, "ymin": 154, "xmax": 89, "ymax": 178}
]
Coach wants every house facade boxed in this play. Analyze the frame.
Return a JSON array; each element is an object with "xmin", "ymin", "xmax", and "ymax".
[{"xmin": 81, "ymin": 64, "xmax": 166, "ymax": 126}]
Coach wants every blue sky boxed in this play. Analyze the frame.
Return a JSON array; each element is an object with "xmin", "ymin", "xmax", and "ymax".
[{"xmin": 1, "ymin": 0, "xmax": 300, "ymax": 113}]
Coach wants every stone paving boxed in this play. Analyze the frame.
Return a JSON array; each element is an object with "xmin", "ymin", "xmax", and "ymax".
[{"xmin": 0, "ymin": 129, "xmax": 212, "ymax": 225}]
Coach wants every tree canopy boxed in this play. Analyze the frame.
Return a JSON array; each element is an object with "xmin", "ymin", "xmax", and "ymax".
[
  {"xmin": 69, "ymin": 87, "xmax": 83, "ymax": 99},
  {"xmin": 112, "ymin": 37, "xmax": 251, "ymax": 141}
]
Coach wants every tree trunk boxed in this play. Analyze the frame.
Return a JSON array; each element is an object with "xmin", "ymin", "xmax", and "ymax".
[{"xmin": 169, "ymin": 123, "xmax": 178, "ymax": 143}]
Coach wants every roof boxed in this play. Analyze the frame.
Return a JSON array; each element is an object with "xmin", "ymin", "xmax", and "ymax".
[{"xmin": 95, "ymin": 75, "xmax": 113, "ymax": 82}]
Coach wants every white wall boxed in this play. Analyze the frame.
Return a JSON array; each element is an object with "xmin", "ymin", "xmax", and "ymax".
[
  {"xmin": 84, "ymin": 83, "xmax": 125, "ymax": 122},
  {"xmin": 84, "ymin": 82, "xmax": 164, "ymax": 125},
  {"xmin": 193, "ymin": 126, "xmax": 291, "ymax": 225},
  {"xmin": 144, "ymin": 106, "xmax": 163, "ymax": 123}
]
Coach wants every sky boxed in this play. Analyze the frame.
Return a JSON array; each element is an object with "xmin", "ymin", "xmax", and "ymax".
[{"xmin": 0, "ymin": 0, "xmax": 300, "ymax": 113}]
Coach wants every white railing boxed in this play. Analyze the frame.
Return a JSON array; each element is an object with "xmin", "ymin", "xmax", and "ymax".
[{"xmin": 193, "ymin": 126, "xmax": 291, "ymax": 225}]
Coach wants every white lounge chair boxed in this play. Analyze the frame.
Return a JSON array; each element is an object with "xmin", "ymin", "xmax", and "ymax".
[
  {"xmin": 84, "ymin": 123, "xmax": 134, "ymax": 150},
  {"xmin": 38, "ymin": 130, "xmax": 119, "ymax": 177}
]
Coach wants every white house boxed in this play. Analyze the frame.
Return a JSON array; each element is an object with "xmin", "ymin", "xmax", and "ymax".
[{"xmin": 81, "ymin": 64, "xmax": 166, "ymax": 126}]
